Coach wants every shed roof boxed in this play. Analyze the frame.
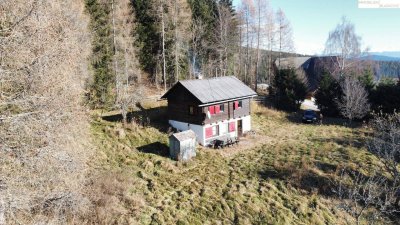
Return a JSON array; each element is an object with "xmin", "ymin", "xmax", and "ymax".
[
  {"xmin": 170, "ymin": 130, "xmax": 196, "ymax": 142},
  {"xmin": 162, "ymin": 76, "xmax": 257, "ymax": 104}
]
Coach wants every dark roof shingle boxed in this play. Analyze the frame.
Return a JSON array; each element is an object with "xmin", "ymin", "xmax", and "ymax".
[{"xmin": 162, "ymin": 76, "xmax": 257, "ymax": 104}]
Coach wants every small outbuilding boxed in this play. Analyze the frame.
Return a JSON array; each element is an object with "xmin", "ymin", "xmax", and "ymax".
[{"xmin": 169, "ymin": 130, "xmax": 197, "ymax": 161}]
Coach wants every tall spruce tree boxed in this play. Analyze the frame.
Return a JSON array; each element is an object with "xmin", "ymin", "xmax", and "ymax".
[
  {"xmin": 315, "ymin": 72, "xmax": 342, "ymax": 116},
  {"xmin": 272, "ymin": 69, "xmax": 307, "ymax": 111},
  {"xmin": 359, "ymin": 68, "xmax": 375, "ymax": 93},
  {"xmin": 131, "ymin": 0, "xmax": 160, "ymax": 76},
  {"xmin": 85, "ymin": 0, "xmax": 115, "ymax": 108}
]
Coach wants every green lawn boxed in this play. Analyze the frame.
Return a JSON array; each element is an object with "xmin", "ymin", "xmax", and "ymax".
[{"xmin": 88, "ymin": 102, "xmax": 383, "ymax": 225}]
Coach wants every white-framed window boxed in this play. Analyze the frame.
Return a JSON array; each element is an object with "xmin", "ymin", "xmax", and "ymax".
[
  {"xmin": 212, "ymin": 125, "xmax": 219, "ymax": 136},
  {"xmin": 206, "ymin": 125, "xmax": 219, "ymax": 138}
]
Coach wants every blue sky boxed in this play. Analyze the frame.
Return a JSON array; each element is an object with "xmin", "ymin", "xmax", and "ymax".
[{"xmin": 233, "ymin": 0, "xmax": 400, "ymax": 55}]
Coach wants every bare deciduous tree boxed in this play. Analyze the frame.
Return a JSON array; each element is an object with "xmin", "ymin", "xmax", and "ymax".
[
  {"xmin": 276, "ymin": 8, "xmax": 294, "ymax": 67},
  {"xmin": 324, "ymin": 17, "xmax": 363, "ymax": 77},
  {"xmin": 265, "ymin": 7, "xmax": 276, "ymax": 85},
  {"xmin": 0, "ymin": 0, "xmax": 92, "ymax": 223},
  {"xmin": 335, "ymin": 169, "xmax": 386, "ymax": 225},
  {"xmin": 159, "ymin": 0, "xmax": 167, "ymax": 91},
  {"xmin": 336, "ymin": 76, "xmax": 370, "ymax": 122},
  {"xmin": 113, "ymin": 0, "xmax": 142, "ymax": 124},
  {"xmin": 254, "ymin": 0, "xmax": 262, "ymax": 91},
  {"xmin": 368, "ymin": 112, "xmax": 400, "ymax": 215},
  {"xmin": 240, "ymin": 0, "xmax": 255, "ymax": 84},
  {"xmin": 171, "ymin": 0, "xmax": 191, "ymax": 82},
  {"xmin": 214, "ymin": 2, "xmax": 236, "ymax": 77},
  {"xmin": 334, "ymin": 113, "xmax": 400, "ymax": 224}
]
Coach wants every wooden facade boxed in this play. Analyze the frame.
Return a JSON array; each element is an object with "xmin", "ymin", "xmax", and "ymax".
[
  {"xmin": 166, "ymin": 83, "xmax": 203, "ymax": 125},
  {"xmin": 201, "ymin": 98, "xmax": 251, "ymax": 124}
]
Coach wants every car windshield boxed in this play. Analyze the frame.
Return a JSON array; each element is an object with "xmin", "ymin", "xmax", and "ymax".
[{"xmin": 304, "ymin": 110, "xmax": 315, "ymax": 116}]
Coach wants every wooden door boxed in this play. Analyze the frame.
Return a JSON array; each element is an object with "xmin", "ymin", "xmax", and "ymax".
[{"xmin": 237, "ymin": 119, "xmax": 243, "ymax": 136}]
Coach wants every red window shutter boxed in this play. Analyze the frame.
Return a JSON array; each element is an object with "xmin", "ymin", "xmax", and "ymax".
[
  {"xmin": 205, "ymin": 127, "xmax": 213, "ymax": 138},
  {"xmin": 209, "ymin": 105, "xmax": 215, "ymax": 115},
  {"xmin": 234, "ymin": 101, "xmax": 239, "ymax": 110},
  {"xmin": 229, "ymin": 121, "xmax": 236, "ymax": 132},
  {"xmin": 215, "ymin": 105, "xmax": 220, "ymax": 114}
]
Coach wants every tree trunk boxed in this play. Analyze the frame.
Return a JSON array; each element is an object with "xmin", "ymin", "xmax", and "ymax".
[
  {"xmin": 245, "ymin": 10, "xmax": 249, "ymax": 84},
  {"xmin": 238, "ymin": 25, "xmax": 242, "ymax": 79},
  {"xmin": 174, "ymin": 0, "xmax": 179, "ymax": 83},
  {"xmin": 255, "ymin": 0, "xmax": 261, "ymax": 92},
  {"xmin": 161, "ymin": 0, "xmax": 167, "ymax": 92},
  {"xmin": 112, "ymin": 0, "xmax": 119, "ymax": 101}
]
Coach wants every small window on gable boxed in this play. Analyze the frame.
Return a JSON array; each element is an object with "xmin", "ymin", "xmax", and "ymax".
[
  {"xmin": 238, "ymin": 100, "xmax": 243, "ymax": 108},
  {"xmin": 189, "ymin": 106, "xmax": 195, "ymax": 115}
]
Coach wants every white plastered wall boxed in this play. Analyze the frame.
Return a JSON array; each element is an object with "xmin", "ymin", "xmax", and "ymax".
[
  {"xmin": 169, "ymin": 120, "xmax": 205, "ymax": 146},
  {"xmin": 241, "ymin": 115, "xmax": 251, "ymax": 132},
  {"xmin": 170, "ymin": 115, "xmax": 252, "ymax": 146}
]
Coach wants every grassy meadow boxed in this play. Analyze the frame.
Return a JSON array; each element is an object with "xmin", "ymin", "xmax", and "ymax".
[{"xmin": 87, "ymin": 101, "xmax": 384, "ymax": 225}]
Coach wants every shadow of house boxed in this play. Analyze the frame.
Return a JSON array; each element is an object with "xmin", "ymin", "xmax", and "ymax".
[
  {"xmin": 137, "ymin": 141, "xmax": 169, "ymax": 157},
  {"xmin": 102, "ymin": 106, "xmax": 169, "ymax": 133}
]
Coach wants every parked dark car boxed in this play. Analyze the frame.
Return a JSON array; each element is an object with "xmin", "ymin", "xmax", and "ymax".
[{"xmin": 302, "ymin": 110, "xmax": 318, "ymax": 123}]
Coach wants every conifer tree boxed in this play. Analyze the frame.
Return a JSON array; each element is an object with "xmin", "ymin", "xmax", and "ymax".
[
  {"xmin": 85, "ymin": 0, "xmax": 115, "ymax": 108},
  {"xmin": 315, "ymin": 72, "xmax": 343, "ymax": 116},
  {"xmin": 271, "ymin": 69, "xmax": 307, "ymax": 111}
]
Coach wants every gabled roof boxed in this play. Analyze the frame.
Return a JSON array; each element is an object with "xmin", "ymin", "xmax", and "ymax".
[
  {"xmin": 161, "ymin": 76, "xmax": 257, "ymax": 104},
  {"xmin": 170, "ymin": 130, "xmax": 196, "ymax": 142},
  {"xmin": 275, "ymin": 57, "xmax": 312, "ymax": 70}
]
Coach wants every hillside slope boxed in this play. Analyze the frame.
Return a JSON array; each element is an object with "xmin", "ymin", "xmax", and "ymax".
[{"xmin": 87, "ymin": 102, "xmax": 388, "ymax": 224}]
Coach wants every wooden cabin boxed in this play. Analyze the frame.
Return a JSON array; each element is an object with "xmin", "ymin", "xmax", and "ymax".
[{"xmin": 161, "ymin": 76, "xmax": 257, "ymax": 146}]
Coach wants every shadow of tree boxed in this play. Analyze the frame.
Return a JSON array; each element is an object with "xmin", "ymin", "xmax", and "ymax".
[
  {"xmin": 254, "ymin": 94, "xmax": 276, "ymax": 109},
  {"xmin": 102, "ymin": 106, "xmax": 169, "ymax": 133},
  {"xmin": 310, "ymin": 133, "xmax": 370, "ymax": 149},
  {"xmin": 258, "ymin": 166, "xmax": 334, "ymax": 196},
  {"xmin": 137, "ymin": 141, "xmax": 169, "ymax": 157},
  {"xmin": 285, "ymin": 111, "xmax": 363, "ymax": 128},
  {"xmin": 315, "ymin": 161, "xmax": 337, "ymax": 174}
]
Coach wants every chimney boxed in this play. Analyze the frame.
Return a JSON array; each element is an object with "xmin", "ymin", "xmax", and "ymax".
[{"xmin": 195, "ymin": 72, "xmax": 203, "ymax": 80}]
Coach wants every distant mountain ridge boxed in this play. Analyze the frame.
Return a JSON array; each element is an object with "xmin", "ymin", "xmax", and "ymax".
[
  {"xmin": 370, "ymin": 51, "xmax": 400, "ymax": 58},
  {"xmin": 365, "ymin": 55, "xmax": 400, "ymax": 62},
  {"xmin": 364, "ymin": 52, "xmax": 400, "ymax": 78}
]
